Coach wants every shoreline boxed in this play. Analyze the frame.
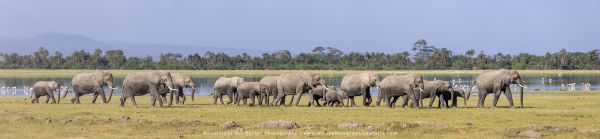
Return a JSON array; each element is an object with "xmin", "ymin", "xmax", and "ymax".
[{"xmin": 0, "ymin": 69, "xmax": 598, "ymax": 77}]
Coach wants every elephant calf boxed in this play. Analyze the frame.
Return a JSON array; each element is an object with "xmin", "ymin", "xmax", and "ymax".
[
  {"xmin": 235, "ymin": 82, "xmax": 268, "ymax": 106},
  {"xmin": 307, "ymin": 85, "xmax": 329, "ymax": 107},
  {"xmin": 324, "ymin": 86, "xmax": 348, "ymax": 107},
  {"xmin": 31, "ymin": 81, "xmax": 62, "ymax": 104}
]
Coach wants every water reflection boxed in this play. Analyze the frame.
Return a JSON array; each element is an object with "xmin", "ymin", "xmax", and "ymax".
[{"xmin": 1, "ymin": 74, "xmax": 598, "ymax": 96}]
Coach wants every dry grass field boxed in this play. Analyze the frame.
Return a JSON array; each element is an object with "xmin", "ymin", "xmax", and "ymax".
[{"xmin": 1, "ymin": 91, "xmax": 600, "ymax": 138}]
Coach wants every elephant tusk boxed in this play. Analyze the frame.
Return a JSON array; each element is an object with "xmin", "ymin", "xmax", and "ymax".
[
  {"xmin": 419, "ymin": 88, "xmax": 424, "ymax": 92},
  {"xmin": 108, "ymin": 85, "xmax": 118, "ymax": 89},
  {"xmin": 191, "ymin": 87, "xmax": 196, "ymax": 89},
  {"xmin": 168, "ymin": 86, "xmax": 179, "ymax": 91},
  {"xmin": 322, "ymin": 85, "xmax": 329, "ymax": 90},
  {"xmin": 517, "ymin": 83, "xmax": 525, "ymax": 88}
]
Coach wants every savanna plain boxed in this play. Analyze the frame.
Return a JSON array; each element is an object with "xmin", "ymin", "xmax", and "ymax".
[{"xmin": 0, "ymin": 70, "xmax": 599, "ymax": 138}]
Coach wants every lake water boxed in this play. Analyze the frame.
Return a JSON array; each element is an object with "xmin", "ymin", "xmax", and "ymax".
[{"xmin": 1, "ymin": 74, "xmax": 598, "ymax": 96}]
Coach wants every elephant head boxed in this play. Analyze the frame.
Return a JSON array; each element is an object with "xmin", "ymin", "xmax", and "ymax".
[
  {"xmin": 182, "ymin": 75, "xmax": 197, "ymax": 101},
  {"xmin": 98, "ymin": 70, "xmax": 115, "ymax": 102},
  {"xmin": 302, "ymin": 72, "xmax": 327, "ymax": 90},
  {"xmin": 410, "ymin": 74, "xmax": 425, "ymax": 107},
  {"xmin": 229, "ymin": 77, "xmax": 245, "ymax": 91},
  {"xmin": 47, "ymin": 81, "xmax": 62, "ymax": 103},
  {"xmin": 362, "ymin": 72, "xmax": 381, "ymax": 90},
  {"xmin": 257, "ymin": 83, "xmax": 269, "ymax": 94},
  {"xmin": 504, "ymin": 70, "xmax": 524, "ymax": 108},
  {"xmin": 158, "ymin": 70, "xmax": 177, "ymax": 92}
]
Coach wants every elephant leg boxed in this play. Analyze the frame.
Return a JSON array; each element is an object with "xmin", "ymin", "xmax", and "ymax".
[
  {"xmin": 492, "ymin": 90, "xmax": 501, "ymax": 109},
  {"xmin": 45, "ymin": 94, "xmax": 50, "ymax": 103},
  {"xmin": 428, "ymin": 93, "xmax": 436, "ymax": 109},
  {"xmin": 307, "ymin": 91, "xmax": 315, "ymax": 107},
  {"xmin": 119, "ymin": 94, "xmax": 128, "ymax": 107},
  {"xmin": 161, "ymin": 94, "xmax": 168, "ymax": 106},
  {"xmin": 92, "ymin": 92, "xmax": 99, "ymax": 104},
  {"xmin": 401, "ymin": 95, "xmax": 410, "ymax": 108},
  {"xmin": 505, "ymin": 89, "xmax": 515, "ymax": 108},
  {"xmin": 349, "ymin": 96, "xmax": 357, "ymax": 107},
  {"xmin": 99, "ymin": 87, "xmax": 107, "ymax": 103},
  {"xmin": 219, "ymin": 94, "xmax": 226, "ymax": 105},
  {"xmin": 391, "ymin": 96, "xmax": 400, "ymax": 108},
  {"xmin": 31, "ymin": 94, "xmax": 38, "ymax": 103},
  {"xmin": 226, "ymin": 90, "xmax": 234, "ymax": 105},
  {"xmin": 385, "ymin": 94, "xmax": 393, "ymax": 108},
  {"xmin": 129, "ymin": 95, "xmax": 139, "ymax": 108},
  {"xmin": 49, "ymin": 92, "xmax": 56, "ymax": 104},
  {"xmin": 293, "ymin": 93, "xmax": 302, "ymax": 107},
  {"xmin": 72, "ymin": 86, "xmax": 82, "ymax": 104},
  {"xmin": 287, "ymin": 95, "xmax": 294, "ymax": 106},
  {"xmin": 243, "ymin": 97, "xmax": 248, "ymax": 106},
  {"xmin": 477, "ymin": 89, "xmax": 487, "ymax": 108}
]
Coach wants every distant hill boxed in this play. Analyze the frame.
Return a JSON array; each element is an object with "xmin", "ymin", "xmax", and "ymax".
[{"xmin": 0, "ymin": 33, "xmax": 271, "ymax": 57}]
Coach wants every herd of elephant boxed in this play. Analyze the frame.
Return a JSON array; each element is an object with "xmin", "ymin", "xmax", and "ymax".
[{"xmin": 28, "ymin": 69, "xmax": 526, "ymax": 109}]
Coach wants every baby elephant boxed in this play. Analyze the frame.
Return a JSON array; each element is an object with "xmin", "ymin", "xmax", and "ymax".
[
  {"xmin": 31, "ymin": 81, "xmax": 62, "ymax": 104},
  {"xmin": 324, "ymin": 86, "xmax": 348, "ymax": 107},
  {"xmin": 235, "ymin": 82, "xmax": 269, "ymax": 106}
]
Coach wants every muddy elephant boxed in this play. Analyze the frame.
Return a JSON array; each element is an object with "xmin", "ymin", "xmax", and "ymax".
[
  {"xmin": 307, "ymin": 85, "xmax": 331, "ymax": 107},
  {"xmin": 468, "ymin": 69, "xmax": 525, "ymax": 108},
  {"xmin": 120, "ymin": 71, "xmax": 178, "ymax": 108},
  {"xmin": 273, "ymin": 72, "xmax": 327, "ymax": 107},
  {"xmin": 234, "ymin": 82, "xmax": 268, "ymax": 106},
  {"xmin": 65, "ymin": 70, "xmax": 116, "ymax": 104},
  {"xmin": 31, "ymin": 81, "xmax": 62, "ymax": 104},
  {"xmin": 325, "ymin": 87, "xmax": 348, "ymax": 107},
  {"xmin": 339, "ymin": 72, "xmax": 380, "ymax": 107},
  {"xmin": 376, "ymin": 74, "xmax": 425, "ymax": 108},
  {"xmin": 213, "ymin": 77, "xmax": 244, "ymax": 105}
]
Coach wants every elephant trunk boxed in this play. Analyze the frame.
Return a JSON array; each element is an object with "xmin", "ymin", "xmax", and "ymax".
[
  {"xmin": 517, "ymin": 79, "xmax": 524, "ymax": 108},
  {"xmin": 57, "ymin": 87, "xmax": 61, "ymax": 103},
  {"xmin": 191, "ymin": 87, "xmax": 196, "ymax": 102},
  {"xmin": 467, "ymin": 80, "xmax": 476, "ymax": 100},
  {"xmin": 106, "ymin": 81, "xmax": 115, "ymax": 103},
  {"xmin": 62, "ymin": 86, "xmax": 69, "ymax": 98}
]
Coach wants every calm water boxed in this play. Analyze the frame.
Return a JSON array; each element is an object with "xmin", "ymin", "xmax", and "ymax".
[{"xmin": 1, "ymin": 74, "xmax": 598, "ymax": 96}]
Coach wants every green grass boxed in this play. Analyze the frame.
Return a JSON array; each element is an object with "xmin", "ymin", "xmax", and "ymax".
[
  {"xmin": 1, "ymin": 91, "xmax": 600, "ymax": 138},
  {"xmin": 0, "ymin": 69, "xmax": 599, "ymax": 77}
]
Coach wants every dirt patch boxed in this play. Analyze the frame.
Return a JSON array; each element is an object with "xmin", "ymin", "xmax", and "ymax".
[
  {"xmin": 503, "ymin": 125, "xmax": 577, "ymax": 138},
  {"xmin": 121, "ymin": 115, "xmax": 130, "ymax": 124},
  {"xmin": 223, "ymin": 121, "xmax": 240, "ymax": 129},
  {"xmin": 337, "ymin": 122, "xmax": 365, "ymax": 129},
  {"xmin": 382, "ymin": 122, "xmax": 419, "ymax": 131},
  {"xmin": 0, "ymin": 109, "xmax": 21, "ymax": 115},
  {"xmin": 254, "ymin": 120, "xmax": 300, "ymax": 129}
]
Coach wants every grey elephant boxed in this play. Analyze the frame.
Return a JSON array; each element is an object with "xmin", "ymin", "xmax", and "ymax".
[
  {"xmin": 261, "ymin": 76, "xmax": 294, "ymax": 106},
  {"xmin": 120, "ymin": 71, "xmax": 178, "ymax": 108},
  {"xmin": 324, "ymin": 87, "xmax": 348, "ymax": 107},
  {"xmin": 407, "ymin": 80, "xmax": 458, "ymax": 109},
  {"xmin": 339, "ymin": 72, "xmax": 380, "ymax": 107},
  {"xmin": 234, "ymin": 82, "xmax": 269, "ymax": 106},
  {"xmin": 213, "ymin": 77, "xmax": 244, "ymax": 105},
  {"xmin": 376, "ymin": 74, "xmax": 425, "ymax": 108},
  {"xmin": 65, "ymin": 70, "xmax": 116, "ymax": 104},
  {"xmin": 273, "ymin": 72, "xmax": 327, "ymax": 107},
  {"xmin": 31, "ymin": 81, "xmax": 62, "ymax": 104},
  {"xmin": 468, "ymin": 69, "xmax": 525, "ymax": 108},
  {"xmin": 307, "ymin": 85, "xmax": 330, "ymax": 107},
  {"xmin": 441, "ymin": 89, "xmax": 467, "ymax": 108},
  {"xmin": 155, "ymin": 73, "xmax": 196, "ymax": 105}
]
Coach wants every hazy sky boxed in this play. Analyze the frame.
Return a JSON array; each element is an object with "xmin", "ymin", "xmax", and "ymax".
[{"xmin": 1, "ymin": 0, "xmax": 599, "ymax": 54}]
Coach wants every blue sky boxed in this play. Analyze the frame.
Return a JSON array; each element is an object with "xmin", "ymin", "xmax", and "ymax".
[{"xmin": 0, "ymin": 0, "xmax": 599, "ymax": 55}]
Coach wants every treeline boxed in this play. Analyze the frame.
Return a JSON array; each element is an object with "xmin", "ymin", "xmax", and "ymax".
[{"xmin": 1, "ymin": 40, "xmax": 598, "ymax": 70}]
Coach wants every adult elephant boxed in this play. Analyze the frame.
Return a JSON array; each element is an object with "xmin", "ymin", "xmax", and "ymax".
[
  {"xmin": 65, "ymin": 70, "xmax": 116, "ymax": 104},
  {"xmin": 273, "ymin": 72, "xmax": 327, "ymax": 107},
  {"xmin": 376, "ymin": 74, "xmax": 424, "ymax": 108},
  {"xmin": 120, "ymin": 71, "xmax": 178, "ymax": 108},
  {"xmin": 154, "ymin": 73, "xmax": 196, "ymax": 106},
  {"xmin": 31, "ymin": 81, "xmax": 62, "ymax": 104},
  {"xmin": 468, "ymin": 69, "xmax": 525, "ymax": 108},
  {"xmin": 339, "ymin": 72, "xmax": 380, "ymax": 107},
  {"xmin": 213, "ymin": 77, "xmax": 244, "ymax": 105},
  {"xmin": 408, "ymin": 80, "xmax": 459, "ymax": 109}
]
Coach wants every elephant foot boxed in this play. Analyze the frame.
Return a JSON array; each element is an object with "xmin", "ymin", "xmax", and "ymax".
[
  {"xmin": 510, "ymin": 106, "xmax": 516, "ymax": 109},
  {"xmin": 492, "ymin": 106, "xmax": 497, "ymax": 109}
]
